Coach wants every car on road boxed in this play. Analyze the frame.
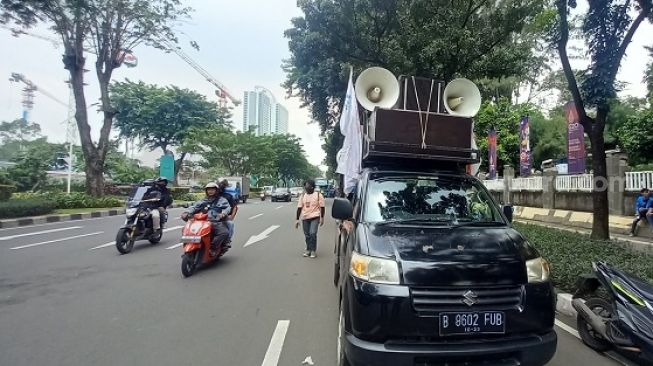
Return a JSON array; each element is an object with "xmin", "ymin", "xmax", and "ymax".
[
  {"xmin": 290, "ymin": 187, "xmax": 304, "ymax": 198},
  {"xmin": 331, "ymin": 168, "xmax": 557, "ymax": 366},
  {"xmin": 271, "ymin": 187, "xmax": 292, "ymax": 202}
]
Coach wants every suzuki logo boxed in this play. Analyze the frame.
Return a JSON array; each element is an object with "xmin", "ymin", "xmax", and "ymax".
[{"xmin": 462, "ymin": 290, "xmax": 478, "ymax": 306}]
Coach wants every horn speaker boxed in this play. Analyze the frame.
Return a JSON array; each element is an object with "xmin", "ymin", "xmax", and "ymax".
[
  {"xmin": 443, "ymin": 78, "xmax": 481, "ymax": 117},
  {"xmin": 355, "ymin": 67, "xmax": 400, "ymax": 111}
]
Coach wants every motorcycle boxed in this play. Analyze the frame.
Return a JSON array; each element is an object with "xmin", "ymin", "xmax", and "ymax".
[
  {"xmin": 115, "ymin": 186, "xmax": 166, "ymax": 254},
  {"xmin": 572, "ymin": 261, "xmax": 653, "ymax": 364},
  {"xmin": 180, "ymin": 211, "xmax": 229, "ymax": 277},
  {"xmin": 260, "ymin": 192, "xmax": 266, "ymax": 201}
]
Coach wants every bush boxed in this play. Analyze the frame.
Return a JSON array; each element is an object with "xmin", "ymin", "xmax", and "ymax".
[
  {"xmin": 170, "ymin": 187, "xmax": 191, "ymax": 199},
  {"xmin": 0, "ymin": 184, "xmax": 16, "ymax": 201},
  {"xmin": 0, "ymin": 199, "xmax": 57, "ymax": 219},
  {"xmin": 513, "ymin": 222, "xmax": 653, "ymax": 293},
  {"xmin": 11, "ymin": 192, "xmax": 124, "ymax": 209}
]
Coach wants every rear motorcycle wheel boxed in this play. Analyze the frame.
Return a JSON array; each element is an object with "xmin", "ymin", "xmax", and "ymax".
[
  {"xmin": 181, "ymin": 252, "xmax": 197, "ymax": 277},
  {"xmin": 148, "ymin": 229, "xmax": 163, "ymax": 244},
  {"xmin": 116, "ymin": 228, "xmax": 134, "ymax": 254},
  {"xmin": 577, "ymin": 297, "xmax": 614, "ymax": 352}
]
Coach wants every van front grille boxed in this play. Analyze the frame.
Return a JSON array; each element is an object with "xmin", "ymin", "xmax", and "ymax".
[{"xmin": 410, "ymin": 286, "xmax": 523, "ymax": 315}]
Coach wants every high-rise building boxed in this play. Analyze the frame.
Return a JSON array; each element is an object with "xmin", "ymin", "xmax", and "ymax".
[
  {"xmin": 274, "ymin": 103, "xmax": 288, "ymax": 134},
  {"xmin": 242, "ymin": 87, "xmax": 289, "ymax": 136}
]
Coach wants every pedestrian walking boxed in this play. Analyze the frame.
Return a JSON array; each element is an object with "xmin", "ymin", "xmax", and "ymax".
[
  {"xmin": 295, "ymin": 180, "xmax": 325, "ymax": 258},
  {"xmin": 630, "ymin": 187, "xmax": 653, "ymax": 236}
]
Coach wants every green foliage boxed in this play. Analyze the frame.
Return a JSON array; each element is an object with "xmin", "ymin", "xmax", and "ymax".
[
  {"xmin": 0, "ymin": 199, "xmax": 57, "ymax": 219},
  {"xmin": 530, "ymin": 111, "xmax": 567, "ymax": 169},
  {"xmin": 322, "ymin": 124, "xmax": 344, "ymax": 179},
  {"xmin": 0, "ymin": 185, "xmax": 16, "ymax": 201},
  {"xmin": 514, "ymin": 223, "xmax": 653, "ymax": 293},
  {"xmin": 12, "ymin": 192, "xmax": 123, "ymax": 209},
  {"xmin": 617, "ymin": 108, "xmax": 653, "ymax": 165},
  {"xmin": 474, "ymin": 98, "xmax": 543, "ymax": 173},
  {"xmin": 112, "ymin": 80, "xmax": 229, "ymax": 155},
  {"xmin": 284, "ymin": 0, "xmax": 546, "ymax": 133},
  {"xmin": 0, "ymin": 119, "xmax": 41, "ymax": 145},
  {"xmin": 7, "ymin": 138, "xmax": 67, "ymax": 191}
]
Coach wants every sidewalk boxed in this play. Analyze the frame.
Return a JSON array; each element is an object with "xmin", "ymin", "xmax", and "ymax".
[{"xmin": 0, "ymin": 202, "xmax": 191, "ymax": 229}]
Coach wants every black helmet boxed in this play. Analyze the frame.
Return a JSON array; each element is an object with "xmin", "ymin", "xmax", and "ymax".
[
  {"xmin": 141, "ymin": 179, "xmax": 155, "ymax": 186},
  {"xmin": 155, "ymin": 177, "xmax": 168, "ymax": 185}
]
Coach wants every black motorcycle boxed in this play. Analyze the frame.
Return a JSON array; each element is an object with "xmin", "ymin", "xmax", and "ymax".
[
  {"xmin": 572, "ymin": 261, "xmax": 653, "ymax": 364},
  {"xmin": 116, "ymin": 186, "xmax": 167, "ymax": 254}
]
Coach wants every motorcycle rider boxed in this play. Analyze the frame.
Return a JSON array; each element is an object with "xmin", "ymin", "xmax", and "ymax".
[
  {"xmin": 152, "ymin": 177, "xmax": 173, "ymax": 230},
  {"xmin": 218, "ymin": 179, "xmax": 239, "ymax": 241},
  {"xmin": 182, "ymin": 182, "xmax": 231, "ymax": 256}
]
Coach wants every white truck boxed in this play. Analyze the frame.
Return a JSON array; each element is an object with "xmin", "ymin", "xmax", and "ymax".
[{"xmin": 220, "ymin": 176, "xmax": 251, "ymax": 203}]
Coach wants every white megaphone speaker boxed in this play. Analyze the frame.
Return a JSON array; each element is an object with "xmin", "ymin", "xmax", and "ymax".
[
  {"xmin": 354, "ymin": 67, "xmax": 400, "ymax": 111},
  {"xmin": 443, "ymin": 78, "xmax": 481, "ymax": 117}
]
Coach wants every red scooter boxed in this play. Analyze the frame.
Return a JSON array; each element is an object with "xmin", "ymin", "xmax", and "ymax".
[{"xmin": 180, "ymin": 212, "xmax": 228, "ymax": 277}]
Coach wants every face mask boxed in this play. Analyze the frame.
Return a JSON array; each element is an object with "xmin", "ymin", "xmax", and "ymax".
[{"xmin": 306, "ymin": 187, "xmax": 315, "ymax": 194}]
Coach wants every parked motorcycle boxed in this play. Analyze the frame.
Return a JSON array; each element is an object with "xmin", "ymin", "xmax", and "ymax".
[
  {"xmin": 180, "ymin": 211, "xmax": 229, "ymax": 277},
  {"xmin": 115, "ymin": 186, "xmax": 166, "ymax": 254},
  {"xmin": 572, "ymin": 261, "xmax": 653, "ymax": 364}
]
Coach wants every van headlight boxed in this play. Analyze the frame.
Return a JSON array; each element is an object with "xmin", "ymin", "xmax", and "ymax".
[
  {"xmin": 526, "ymin": 257, "xmax": 550, "ymax": 283},
  {"xmin": 350, "ymin": 252, "xmax": 400, "ymax": 284}
]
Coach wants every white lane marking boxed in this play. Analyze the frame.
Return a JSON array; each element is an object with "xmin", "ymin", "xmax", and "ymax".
[
  {"xmin": 274, "ymin": 205, "xmax": 284, "ymax": 210},
  {"xmin": 10, "ymin": 232, "xmax": 104, "ymax": 250},
  {"xmin": 89, "ymin": 241, "xmax": 115, "ymax": 251},
  {"xmin": 244, "ymin": 225, "xmax": 280, "ymax": 247},
  {"xmin": 261, "ymin": 320, "xmax": 290, "ymax": 366},
  {"xmin": 88, "ymin": 225, "xmax": 184, "ymax": 251},
  {"xmin": 249, "ymin": 214, "xmax": 263, "ymax": 220},
  {"xmin": 166, "ymin": 243, "xmax": 183, "ymax": 250},
  {"xmin": 0, "ymin": 226, "xmax": 82, "ymax": 241},
  {"xmin": 555, "ymin": 319, "xmax": 580, "ymax": 339}
]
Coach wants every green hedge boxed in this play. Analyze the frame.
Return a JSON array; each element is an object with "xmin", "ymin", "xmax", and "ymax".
[
  {"xmin": 513, "ymin": 222, "xmax": 653, "ymax": 293},
  {"xmin": 12, "ymin": 192, "xmax": 124, "ymax": 209},
  {"xmin": 0, "ymin": 199, "xmax": 57, "ymax": 219},
  {"xmin": 0, "ymin": 184, "xmax": 16, "ymax": 201}
]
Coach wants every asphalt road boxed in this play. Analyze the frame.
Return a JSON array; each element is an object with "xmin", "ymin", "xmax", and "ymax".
[{"xmin": 0, "ymin": 199, "xmax": 635, "ymax": 366}]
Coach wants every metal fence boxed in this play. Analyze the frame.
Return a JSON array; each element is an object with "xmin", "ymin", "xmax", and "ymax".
[
  {"xmin": 625, "ymin": 171, "xmax": 653, "ymax": 191},
  {"xmin": 555, "ymin": 174, "xmax": 594, "ymax": 192}
]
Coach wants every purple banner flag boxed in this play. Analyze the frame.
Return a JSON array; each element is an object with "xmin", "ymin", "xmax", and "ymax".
[
  {"xmin": 519, "ymin": 116, "xmax": 531, "ymax": 177},
  {"xmin": 488, "ymin": 129, "xmax": 497, "ymax": 179},
  {"xmin": 564, "ymin": 102, "xmax": 586, "ymax": 174}
]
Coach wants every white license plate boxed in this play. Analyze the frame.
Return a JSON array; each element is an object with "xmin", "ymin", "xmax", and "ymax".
[{"xmin": 181, "ymin": 236, "xmax": 202, "ymax": 243}]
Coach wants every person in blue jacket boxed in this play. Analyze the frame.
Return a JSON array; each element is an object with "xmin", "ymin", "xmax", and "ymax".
[{"xmin": 630, "ymin": 188, "xmax": 653, "ymax": 236}]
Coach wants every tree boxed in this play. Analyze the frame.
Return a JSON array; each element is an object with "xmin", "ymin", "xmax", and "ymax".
[
  {"xmin": 645, "ymin": 46, "xmax": 653, "ymax": 100},
  {"xmin": 530, "ymin": 112, "xmax": 567, "ymax": 169},
  {"xmin": 322, "ymin": 123, "xmax": 344, "ymax": 179},
  {"xmin": 7, "ymin": 138, "xmax": 67, "ymax": 191},
  {"xmin": 111, "ymin": 80, "xmax": 227, "ymax": 182},
  {"xmin": 618, "ymin": 108, "xmax": 653, "ymax": 165},
  {"xmin": 1, "ymin": 0, "xmax": 191, "ymax": 196},
  {"xmin": 473, "ymin": 98, "xmax": 542, "ymax": 175},
  {"xmin": 0, "ymin": 119, "xmax": 41, "ymax": 144},
  {"xmin": 555, "ymin": 0, "xmax": 652, "ymax": 239}
]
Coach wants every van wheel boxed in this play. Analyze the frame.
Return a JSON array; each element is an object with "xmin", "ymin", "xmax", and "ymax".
[{"xmin": 337, "ymin": 305, "xmax": 351, "ymax": 366}]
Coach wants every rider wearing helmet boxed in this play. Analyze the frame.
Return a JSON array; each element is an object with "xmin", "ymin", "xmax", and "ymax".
[
  {"xmin": 151, "ymin": 177, "xmax": 172, "ymax": 230},
  {"xmin": 218, "ymin": 179, "xmax": 239, "ymax": 241},
  {"xmin": 182, "ymin": 182, "xmax": 231, "ymax": 256}
]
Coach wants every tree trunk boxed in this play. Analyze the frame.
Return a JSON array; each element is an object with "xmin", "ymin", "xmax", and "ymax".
[
  {"xmin": 174, "ymin": 152, "xmax": 187, "ymax": 185},
  {"xmin": 84, "ymin": 161, "xmax": 105, "ymax": 196},
  {"xmin": 590, "ymin": 108, "xmax": 610, "ymax": 240}
]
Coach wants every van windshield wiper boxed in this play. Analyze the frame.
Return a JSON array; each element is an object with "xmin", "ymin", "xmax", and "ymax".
[
  {"xmin": 450, "ymin": 221, "xmax": 507, "ymax": 228},
  {"xmin": 373, "ymin": 218, "xmax": 453, "ymax": 226}
]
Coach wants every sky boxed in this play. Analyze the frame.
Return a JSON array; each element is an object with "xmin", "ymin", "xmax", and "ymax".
[{"xmin": 0, "ymin": 0, "xmax": 651, "ymax": 169}]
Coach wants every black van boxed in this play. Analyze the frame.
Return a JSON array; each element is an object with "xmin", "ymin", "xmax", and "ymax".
[{"xmin": 332, "ymin": 167, "xmax": 557, "ymax": 366}]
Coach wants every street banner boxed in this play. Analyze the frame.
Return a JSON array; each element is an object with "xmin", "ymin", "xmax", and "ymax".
[
  {"xmin": 159, "ymin": 153, "xmax": 175, "ymax": 185},
  {"xmin": 488, "ymin": 128, "xmax": 497, "ymax": 179},
  {"xmin": 564, "ymin": 102, "xmax": 586, "ymax": 174},
  {"xmin": 519, "ymin": 116, "xmax": 531, "ymax": 177}
]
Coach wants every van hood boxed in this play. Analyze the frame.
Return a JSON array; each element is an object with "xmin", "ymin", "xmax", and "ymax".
[{"xmin": 361, "ymin": 223, "xmax": 531, "ymax": 286}]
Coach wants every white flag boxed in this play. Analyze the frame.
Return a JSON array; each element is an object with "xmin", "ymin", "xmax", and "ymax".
[{"xmin": 335, "ymin": 69, "xmax": 362, "ymax": 193}]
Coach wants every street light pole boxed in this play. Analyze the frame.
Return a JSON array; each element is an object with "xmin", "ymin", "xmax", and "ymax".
[{"xmin": 65, "ymin": 81, "xmax": 75, "ymax": 194}]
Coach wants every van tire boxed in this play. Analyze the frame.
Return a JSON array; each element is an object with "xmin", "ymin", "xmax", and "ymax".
[{"xmin": 337, "ymin": 303, "xmax": 351, "ymax": 366}]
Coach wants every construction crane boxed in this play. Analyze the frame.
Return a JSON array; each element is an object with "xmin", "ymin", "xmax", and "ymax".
[
  {"xmin": 160, "ymin": 39, "xmax": 241, "ymax": 107},
  {"xmin": 9, "ymin": 73, "xmax": 68, "ymax": 121}
]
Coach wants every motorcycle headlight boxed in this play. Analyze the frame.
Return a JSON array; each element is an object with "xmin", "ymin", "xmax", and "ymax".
[
  {"xmin": 526, "ymin": 257, "xmax": 550, "ymax": 283},
  {"xmin": 350, "ymin": 251, "xmax": 400, "ymax": 284},
  {"xmin": 125, "ymin": 208, "xmax": 138, "ymax": 216}
]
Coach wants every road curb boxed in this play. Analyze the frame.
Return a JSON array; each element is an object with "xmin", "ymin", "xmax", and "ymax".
[
  {"xmin": 556, "ymin": 292, "xmax": 577, "ymax": 317},
  {"xmin": 0, "ymin": 203, "xmax": 189, "ymax": 229}
]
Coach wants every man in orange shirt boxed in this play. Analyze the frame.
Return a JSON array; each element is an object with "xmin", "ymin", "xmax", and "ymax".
[{"xmin": 295, "ymin": 179, "xmax": 325, "ymax": 258}]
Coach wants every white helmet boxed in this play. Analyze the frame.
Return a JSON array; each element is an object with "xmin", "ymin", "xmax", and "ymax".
[{"xmin": 204, "ymin": 182, "xmax": 219, "ymax": 190}]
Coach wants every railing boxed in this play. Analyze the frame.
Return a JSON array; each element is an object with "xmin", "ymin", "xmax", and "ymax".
[
  {"xmin": 511, "ymin": 177, "xmax": 543, "ymax": 191},
  {"xmin": 625, "ymin": 171, "xmax": 653, "ymax": 191},
  {"xmin": 555, "ymin": 174, "xmax": 594, "ymax": 192},
  {"xmin": 482, "ymin": 179, "xmax": 504, "ymax": 191}
]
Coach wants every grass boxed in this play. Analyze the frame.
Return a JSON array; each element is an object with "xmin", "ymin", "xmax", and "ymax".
[{"xmin": 513, "ymin": 222, "xmax": 653, "ymax": 293}]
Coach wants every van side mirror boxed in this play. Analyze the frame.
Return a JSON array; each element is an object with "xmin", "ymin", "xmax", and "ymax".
[
  {"xmin": 503, "ymin": 204, "xmax": 514, "ymax": 223},
  {"xmin": 332, "ymin": 198, "xmax": 354, "ymax": 220}
]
